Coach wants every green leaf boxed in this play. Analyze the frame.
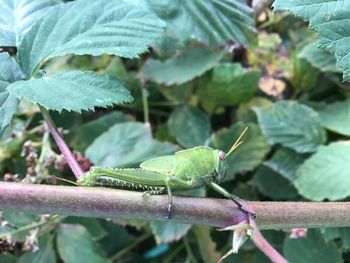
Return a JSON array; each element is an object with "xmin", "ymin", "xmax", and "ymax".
[
  {"xmin": 157, "ymin": 82, "xmax": 193, "ymax": 103},
  {"xmin": 273, "ymin": 0, "xmax": 350, "ymax": 81},
  {"xmin": 63, "ymin": 217, "xmax": 107, "ymax": 240},
  {"xmin": 322, "ymin": 227, "xmax": 350, "ymax": 251},
  {"xmin": 295, "ymin": 142, "xmax": 350, "ymax": 201},
  {"xmin": 299, "ymin": 43, "xmax": 342, "ymax": 73},
  {"xmin": 236, "ymin": 97, "xmax": 272, "ymax": 122},
  {"xmin": 56, "ymin": 224, "xmax": 108, "ymax": 263},
  {"xmin": 0, "ymin": 0, "xmax": 61, "ymax": 46},
  {"xmin": 264, "ymin": 147, "xmax": 306, "ymax": 181},
  {"xmin": 18, "ymin": 0, "xmax": 165, "ymax": 76},
  {"xmin": 254, "ymin": 101, "xmax": 326, "ymax": 153},
  {"xmin": 130, "ymin": 0, "xmax": 255, "ymax": 46},
  {"xmin": 284, "ymin": 229, "xmax": 343, "ymax": 263},
  {"xmin": 318, "ymin": 99, "xmax": 350, "ymax": 136},
  {"xmin": 198, "ymin": 63, "xmax": 260, "ymax": 107},
  {"xmin": 211, "ymin": 122, "xmax": 270, "ymax": 181},
  {"xmin": 193, "ymin": 226, "xmax": 221, "ymax": 263},
  {"xmin": 74, "ymin": 111, "xmax": 129, "ymax": 151},
  {"xmin": 251, "ymin": 165, "xmax": 299, "ymax": 200},
  {"xmin": 0, "ymin": 254, "xmax": 17, "ymax": 263},
  {"xmin": 86, "ymin": 122, "xmax": 176, "ymax": 167},
  {"xmin": 150, "ymin": 221, "xmax": 191, "ymax": 244},
  {"xmin": 0, "ymin": 53, "xmax": 24, "ymax": 133},
  {"xmin": 168, "ymin": 105, "xmax": 210, "ymax": 148},
  {"xmin": 144, "ymin": 48, "xmax": 224, "ymax": 85},
  {"xmin": 291, "ymin": 54, "xmax": 319, "ymax": 91},
  {"xmin": 2, "ymin": 212, "xmax": 39, "ymax": 227},
  {"xmin": 7, "ymin": 71, "xmax": 133, "ymax": 112},
  {"xmin": 19, "ymin": 235, "xmax": 56, "ymax": 263}
]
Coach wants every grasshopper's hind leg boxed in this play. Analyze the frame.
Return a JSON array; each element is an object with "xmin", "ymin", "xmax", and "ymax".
[{"xmin": 209, "ymin": 182, "xmax": 256, "ymax": 218}]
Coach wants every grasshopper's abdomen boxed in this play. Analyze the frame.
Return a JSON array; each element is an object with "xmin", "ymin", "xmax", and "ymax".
[{"xmin": 78, "ymin": 167, "xmax": 166, "ymax": 193}]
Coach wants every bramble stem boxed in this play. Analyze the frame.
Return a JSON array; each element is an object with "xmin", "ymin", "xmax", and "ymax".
[
  {"xmin": 1, "ymin": 182, "xmax": 350, "ymax": 229},
  {"xmin": 40, "ymin": 107, "xmax": 83, "ymax": 179}
]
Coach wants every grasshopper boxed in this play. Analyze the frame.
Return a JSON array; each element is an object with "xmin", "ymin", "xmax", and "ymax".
[{"xmin": 78, "ymin": 127, "xmax": 255, "ymax": 218}]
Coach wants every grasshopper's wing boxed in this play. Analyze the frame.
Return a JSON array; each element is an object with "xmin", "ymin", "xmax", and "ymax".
[{"xmin": 140, "ymin": 156, "xmax": 176, "ymax": 173}]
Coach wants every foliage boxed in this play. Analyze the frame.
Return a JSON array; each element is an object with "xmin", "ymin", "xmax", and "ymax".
[{"xmin": 1, "ymin": 0, "xmax": 350, "ymax": 262}]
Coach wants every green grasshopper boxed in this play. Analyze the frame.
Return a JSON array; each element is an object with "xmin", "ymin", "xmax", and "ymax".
[{"xmin": 78, "ymin": 127, "xmax": 255, "ymax": 218}]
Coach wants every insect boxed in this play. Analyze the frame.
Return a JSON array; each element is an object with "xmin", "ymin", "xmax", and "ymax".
[{"xmin": 77, "ymin": 127, "xmax": 255, "ymax": 218}]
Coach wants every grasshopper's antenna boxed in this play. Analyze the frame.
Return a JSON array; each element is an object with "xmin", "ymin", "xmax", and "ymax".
[
  {"xmin": 53, "ymin": 176, "xmax": 79, "ymax": 186},
  {"xmin": 225, "ymin": 127, "xmax": 248, "ymax": 158}
]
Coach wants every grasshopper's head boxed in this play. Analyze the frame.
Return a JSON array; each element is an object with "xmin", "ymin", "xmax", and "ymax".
[
  {"xmin": 214, "ymin": 127, "xmax": 248, "ymax": 182},
  {"xmin": 214, "ymin": 150, "xmax": 228, "ymax": 182}
]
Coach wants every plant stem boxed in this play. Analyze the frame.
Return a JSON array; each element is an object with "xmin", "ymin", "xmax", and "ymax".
[
  {"xmin": 40, "ymin": 107, "xmax": 83, "ymax": 179},
  {"xmin": 0, "ymin": 215, "xmax": 61, "ymax": 239},
  {"xmin": 1, "ymin": 182, "xmax": 350, "ymax": 229},
  {"xmin": 250, "ymin": 217, "xmax": 288, "ymax": 263},
  {"xmin": 140, "ymin": 76, "xmax": 150, "ymax": 124}
]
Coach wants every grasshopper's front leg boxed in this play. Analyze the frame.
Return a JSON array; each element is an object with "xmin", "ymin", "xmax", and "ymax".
[{"xmin": 209, "ymin": 182, "xmax": 256, "ymax": 218}]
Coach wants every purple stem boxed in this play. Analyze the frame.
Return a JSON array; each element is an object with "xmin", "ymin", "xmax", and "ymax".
[
  {"xmin": 1, "ymin": 182, "xmax": 350, "ymax": 229},
  {"xmin": 40, "ymin": 107, "xmax": 83, "ymax": 179}
]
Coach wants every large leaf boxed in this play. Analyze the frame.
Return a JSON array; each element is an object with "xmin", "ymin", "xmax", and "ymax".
[
  {"xmin": 168, "ymin": 105, "xmax": 210, "ymax": 148},
  {"xmin": 7, "ymin": 71, "xmax": 133, "ymax": 112},
  {"xmin": 254, "ymin": 101, "xmax": 326, "ymax": 153},
  {"xmin": 18, "ymin": 0, "xmax": 165, "ymax": 76},
  {"xmin": 198, "ymin": 63, "xmax": 260, "ymax": 108},
  {"xmin": 0, "ymin": 0, "xmax": 60, "ymax": 46},
  {"xmin": 144, "ymin": 48, "xmax": 224, "ymax": 85},
  {"xmin": 86, "ymin": 122, "xmax": 176, "ymax": 168},
  {"xmin": 295, "ymin": 142, "xmax": 350, "ymax": 201},
  {"xmin": 284, "ymin": 229, "xmax": 343, "ymax": 263},
  {"xmin": 0, "ymin": 53, "xmax": 24, "ymax": 133},
  {"xmin": 273, "ymin": 0, "xmax": 350, "ymax": 81},
  {"xmin": 264, "ymin": 147, "xmax": 306, "ymax": 181},
  {"xmin": 210, "ymin": 122, "xmax": 271, "ymax": 181},
  {"xmin": 56, "ymin": 224, "xmax": 108, "ymax": 263},
  {"xmin": 130, "ymin": 0, "xmax": 256, "ymax": 46},
  {"xmin": 318, "ymin": 99, "xmax": 350, "ymax": 136},
  {"xmin": 299, "ymin": 43, "xmax": 342, "ymax": 73},
  {"xmin": 150, "ymin": 221, "xmax": 191, "ymax": 244}
]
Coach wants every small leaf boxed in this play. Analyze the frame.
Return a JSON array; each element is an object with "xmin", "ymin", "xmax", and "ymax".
[
  {"xmin": 56, "ymin": 224, "xmax": 108, "ymax": 263},
  {"xmin": 18, "ymin": 0, "xmax": 165, "ymax": 76},
  {"xmin": 19, "ymin": 235, "xmax": 56, "ymax": 263},
  {"xmin": 150, "ymin": 221, "xmax": 191, "ymax": 244},
  {"xmin": 273, "ymin": 0, "xmax": 350, "ymax": 81},
  {"xmin": 284, "ymin": 229, "xmax": 343, "ymax": 263},
  {"xmin": 254, "ymin": 101, "xmax": 326, "ymax": 153},
  {"xmin": 295, "ymin": 142, "xmax": 350, "ymax": 201},
  {"xmin": 144, "ymin": 48, "xmax": 224, "ymax": 85},
  {"xmin": 168, "ymin": 105, "xmax": 210, "ymax": 148},
  {"xmin": 193, "ymin": 226, "xmax": 221, "ymax": 263},
  {"xmin": 198, "ymin": 63, "xmax": 260, "ymax": 107},
  {"xmin": 211, "ymin": 122, "xmax": 270, "ymax": 181},
  {"xmin": 63, "ymin": 217, "xmax": 107, "ymax": 240},
  {"xmin": 0, "ymin": 0, "xmax": 61, "ymax": 46},
  {"xmin": 7, "ymin": 71, "xmax": 133, "ymax": 112},
  {"xmin": 318, "ymin": 99, "xmax": 350, "ymax": 136},
  {"xmin": 264, "ymin": 147, "xmax": 306, "ymax": 181},
  {"xmin": 251, "ymin": 165, "xmax": 299, "ymax": 200},
  {"xmin": 0, "ymin": 53, "xmax": 24, "ymax": 133},
  {"xmin": 86, "ymin": 122, "xmax": 176, "ymax": 167},
  {"xmin": 291, "ymin": 54, "xmax": 319, "ymax": 91},
  {"xmin": 322, "ymin": 227, "xmax": 350, "ymax": 252},
  {"xmin": 299, "ymin": 43, "xmax": 341, "ymax": 73}
]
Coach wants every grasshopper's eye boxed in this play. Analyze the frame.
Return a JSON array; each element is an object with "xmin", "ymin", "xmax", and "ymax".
[{"xmin": 218, "ymin": 150, "xmax": 225, "ymax": 160}]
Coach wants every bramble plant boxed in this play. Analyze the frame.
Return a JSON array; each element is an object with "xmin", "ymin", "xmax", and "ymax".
[{"xmin": 0, "ymin": 0, "xmax": 350, "ymax": 262}]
